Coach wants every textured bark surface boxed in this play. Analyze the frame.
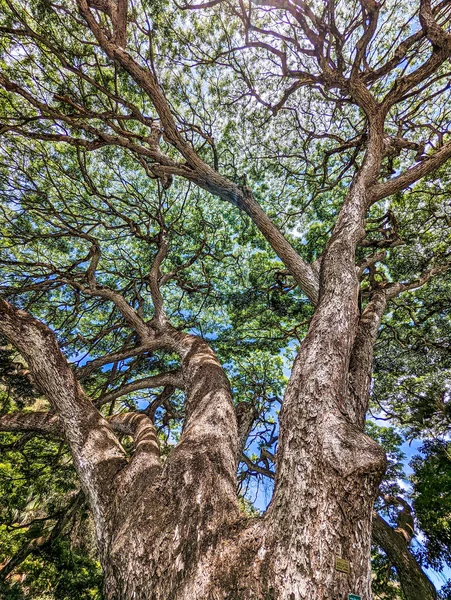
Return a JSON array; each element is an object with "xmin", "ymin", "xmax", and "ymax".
[
  {"xmin": 258, "ymin": 147, "xmax": 388, "ymax": 598},
  {"xmin": 0, "ymin": 160, "xmax": 423, "ymax": 600},
  {"xmin": 0, "ymin": 160, "xmax": 390, "ymax": 598},
  {"xmin": 0, "ymin": 292, "xmax": 385, "ymax": 600},
  {"xmin": 1, "ymin": 1, "xmax": 451, "ymax": 598}
]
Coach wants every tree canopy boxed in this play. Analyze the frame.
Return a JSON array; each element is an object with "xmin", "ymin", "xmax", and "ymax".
[{"xmin": 0, "ymin": 0, "xmax": 450, "ymax": 598}]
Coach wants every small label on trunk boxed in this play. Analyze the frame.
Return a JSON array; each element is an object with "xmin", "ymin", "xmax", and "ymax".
[
  {"xmin": 335, "ymin": 556, "xmax": 350, "ymax": 573},
  {"xmin": 348, "ymin": 595, "xmax": 361, "ymax": 600}
]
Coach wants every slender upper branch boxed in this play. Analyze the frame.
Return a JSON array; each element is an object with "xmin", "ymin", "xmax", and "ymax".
[
  {"xmin": 95, "ymin": 370, "xmax": 184, "ymax": 407},
  {"xmin": 148, "ymin": 229, "xmax": 169, "ymax": 327},
  {"xmin": 77, "ymin": 344, "xmax": 153, "ymax": 379},
  {"xmin": 385, "ymin": 264, "xmax": 450, "ymax": 299}
]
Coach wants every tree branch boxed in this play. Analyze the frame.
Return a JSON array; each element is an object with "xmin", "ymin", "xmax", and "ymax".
[
  {"xmin": 385, "ymin": 264, "xmax": 450, "ymax": 299},
  {"xmin": 371, "ymin": 140, "xmax": 451, "ymax": 202},
  {"xmin": 76, "ymin": 344, "xmax": 162, "ymax": 380},
  {"xmin": 373, "ymin": 512, "xmax": 437, "ymax": 600},
  {"xmin": 348, "ymin": 290, "xmax": 388, "ymax": 426},
  {"xmin": 148, "ymin": 229, "xmax": 169, "ymax": 327},
  {"xmin": 75, "ymin": 0, "xmax": 320, "ymax": 303},
  {"xmin": 111, "ymin": 412, "xmax": 162, "ymax": 488},
  {"xmin": 95, "ymin": 370, "xmax": 184, "ymax": 407},
  {"xmin": 0, "ymin": 300, "xmax": 127, "ymax": 528}
]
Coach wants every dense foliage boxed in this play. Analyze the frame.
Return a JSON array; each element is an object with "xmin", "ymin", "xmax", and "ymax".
[{"xmin": 0, "ymin": 0, "xmax": 450, "ymax": 597}]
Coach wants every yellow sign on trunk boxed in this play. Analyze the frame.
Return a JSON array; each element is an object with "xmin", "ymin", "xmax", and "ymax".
[{"xmin": 334, "ymin": 556, "xmax": 350, "ymax": 573}]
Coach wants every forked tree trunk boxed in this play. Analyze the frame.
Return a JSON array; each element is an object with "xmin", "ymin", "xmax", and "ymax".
[
  {"xmin": 2, "ymin": 0, "xmax": 451, "ymax": 596},
  {"xmin": 91, "ymin": 163, "xmax": 389, "ymax": 598},
  {"xmin": 96, "ymin": 334, "xmax": 386, "ymax": 600},
  {"xmin": 0, "ymin": 126, "xmax": 426, "ymax": 599},
  {"xmin": 0, "ymin": 156, "xmax": 390, "ymax": 599},
  {"xmin": 0, "ymin": 300, "xmax": 387, "ymax": 600}
]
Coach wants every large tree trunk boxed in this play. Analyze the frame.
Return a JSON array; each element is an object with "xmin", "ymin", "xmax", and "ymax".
[
  {"xmin": 97, "ymin": 342, "xmax": 386, "ymax": 600},
  {"xmin": 92, "ymin": 166, "xmax": 389, "ymax": 598},
  {"xmin": 1, "ymin": 1, "xmax": 451, "ymax": 596},
  {"xmin": 0, "ymin": 298, "xmax": 387, "ymax": 600},
  {"xmin": 99, "ymin": 332, "xmax": 243, "ymax": 599},
  {"xmin": 0, "ymin": 142, "xmax": 391, "ymax": 600},
  {"xmin": 254, "ymin": 131, "xmax": 387, "ymax": 598}
]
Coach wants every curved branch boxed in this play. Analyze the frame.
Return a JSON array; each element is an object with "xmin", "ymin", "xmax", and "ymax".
[
  {"xmin": 75, "ymin": 0, "xmax": 320, "ymax": 303},
  {"xmin": 371, "ymin": 140, "xmax": 451, "ymax": 202},
  {"xmin": 385, "ymin": 264, "xmax": 450, "ymax": 299},
  {"xmin": 111, "ymin": 412, "xmax": 162, "ymax": 487},
  {"xmin": 77, "ymin": 344, "xmax": 153, "ymax": 379},
  {"xmin": 95, "ymin": 370, "xmax": 184, "ymax": 407},
  {"xmin": 0, "ymin": 300, "xmax": 126, "ymax": 529},
  {"xmin": 240, "ymin": 453, "xmax": 275, "ymax": 479},
  {"xmin": 66, "ymin": 278, "xmax": 151, "ymax": 341}
]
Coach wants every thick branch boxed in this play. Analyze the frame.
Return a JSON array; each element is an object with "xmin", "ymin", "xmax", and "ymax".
[
  {"xmin": 0, "ymin": 411, "xmax": 163, "ymax": 484},
  {"xmin": 113, "ymin": 0, "xmax": 128, "ymax": 47},
  {"xmin": 371, "ymin": 140, "xmax": 451, "ymax": 202},
  {"xmin": 349, "ymin": 263, "xmax": 449, "ymax": 424},
  {"xmin": 373, "ymin": 513, "xmax": 437, "ymax": 600},
  {"xmin": 159, "ymin": 327, "xmax": 239, "ymax": 518},
  {"xmin": 75, "ymin": 0, "xmax": 320, "ymax": 303},
  {"xmin": 0, "ymin": 300, "xmax": 126, "ymax": 528},
  {"xmin": 419, "ymin": 0, "xmax": 451, "ymax": 48},
  {"xmin": 0, "ymin": 410, "xmax": 159, "ymax": 444},
  {"xmin": 112, "ymin": 412, "xmax": 162, "ymax": 487},
  {"xmin": 0, "ymin": 411, "xmax": 59, "ymax": 436}
]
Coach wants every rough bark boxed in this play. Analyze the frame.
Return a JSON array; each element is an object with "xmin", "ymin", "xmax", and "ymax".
[
  {"xmin": 0, "ymin": 299, "xmax": 127, "ymax": 554},
  {"xmin": 0, "ymin": 128, "xmax": 422, "ymax": 600},
  {"xmin": 0, "ymin": 300, "xmax": 244, "ymax": 598},
  {"xmin": 258, "ymin": 131, "xmax": 388, "ymax": 598},
  {"xmin": 0, "ymin": 282, "xmax": 440, "ymax": 600},
  {"xmin": 1, "ymin": 2, "xmax": 451, "ymax": 598}
]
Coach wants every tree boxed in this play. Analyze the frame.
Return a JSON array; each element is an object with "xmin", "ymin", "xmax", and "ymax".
[
  {"xmin": 411, "ymin": 440, "xmax": 451, "ymax": 571},
  {"xmin": 0, "ymin": 0, "xmax": 450, "ymax": 598}
]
